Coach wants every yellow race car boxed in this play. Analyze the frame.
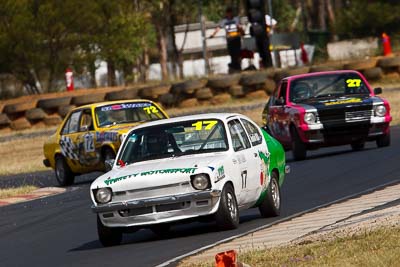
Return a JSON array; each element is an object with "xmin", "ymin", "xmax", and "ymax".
[{"xmin": 43, "ymin": 99, "xmax": 168, "ymax": 186}]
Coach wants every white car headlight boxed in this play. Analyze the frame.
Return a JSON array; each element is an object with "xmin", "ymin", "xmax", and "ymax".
[
  {"xmin": 95, "ymin": 188, "xmax": 112, "ymax": 204},
  {"xmin": 375, "ymin": 105, "xmax": 386, "ymax": 117},
  {"xmin": 304, "ymin": 112, "xmax": 317, "ymax": 124},
  {"xmin": 191, "ymin": 174, "xmax": 210, "ymax": 190}
]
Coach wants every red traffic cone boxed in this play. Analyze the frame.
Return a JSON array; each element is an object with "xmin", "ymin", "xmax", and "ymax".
[{"xmin": 382, "ymin": 33, "xmax": 392, "ymax": 56}]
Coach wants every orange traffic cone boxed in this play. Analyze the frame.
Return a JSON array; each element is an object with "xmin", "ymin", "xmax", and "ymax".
[
  {"xmin": 382, "ymin": 33, "xmax": 392, "ymax": 56},
  {"xmin": 215, "ymin": 250, "xmax": 237, "ymax": 267},
  {"xmin": 215, "ymin": 250, "xmax": 251, "ymax": 267}
]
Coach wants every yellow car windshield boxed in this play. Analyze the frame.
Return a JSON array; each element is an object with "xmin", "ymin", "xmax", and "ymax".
[{"xmin": 95, "ymin": 102, "xmax": 165, "ymax": 127}]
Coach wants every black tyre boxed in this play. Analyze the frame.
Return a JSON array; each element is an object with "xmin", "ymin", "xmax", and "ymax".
[
  {"xmin": 0, "ymin": 113, "xmax": 11, "ymax": 126},
  {"xmin": 207, "ymin": 74, "xmax": 241, "ymax": 89},
  {"xmin": 97, "ymin": 215, "xmax": 122, "ymax": 247},
  {"xmin": 259, "ymin": 172, "xmax": 281, "ymax": 217},
  {"xmin": 215, "ymin": 183, "xmax": 239, "ymax": 230},
  {"xmin": 239, "ymin": 72, "xmax": 267, "ymax": 87},
  {"xmin": 37, "ymin": 97, "xmax": 72, "ymax": 109},
  {"xmin": 102, "ymin": 147, "xmax": 116, "ymax": 171},
  {"xmin": 55, "ymin": 156, "xmax": 75, "ymax": 186},
  {"xmin": 363, "ymin": 67, "xmax": 383, "ymax": 80},
  {"xmin": 72, "ymin": 93, "xmax": 105, "ymax": 106},
  {"xmin": 150, "ymin": 223, "xmax": 171, "ymax": 237},
  {"xmin": 25, "ymin": 108, "xmax": 47, "ymax": 121},
  {"xmin": 377, "ymin": 56, "xmax": 400, "ymax": 68},
  {"xmin": 376, "ymin": 132, "xmax": 391, "ymax": 147},
  {"xmin": 106, "ymin": 88, "xmax": 138, "ymax": 101},
  {"xmin": 351, "ymin": 141, "xmax": 365, "ymax": 151},
  {"xmin": 291, "ymin": 128, "xmax": 307, "ymax": 161}
]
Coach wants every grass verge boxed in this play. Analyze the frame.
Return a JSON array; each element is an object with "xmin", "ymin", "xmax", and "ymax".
[
  {"xmin": 0, "ymin": 185, "xmax": 38, "ymax": 198},
  {"xmin": 180, "ymin": 225, "xmax": 400, "ymax": 267},
  {"xmin": 0, "ymin": 135, "xmax": 48, "ymax": 175}
]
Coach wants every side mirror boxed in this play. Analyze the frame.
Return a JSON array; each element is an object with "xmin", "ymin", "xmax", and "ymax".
[
  {"xmin": 80, "ymin": 125, "xmax": 89, "ymax": 132},
  {"xmin": 374, "ymin": 87, "xmax": 382, "ymax": 95},
  {"xmin": 275, "ymin": 97, "xmax": 285, "ymax": 106},
  {"xmin": 105, "ymin": 159, "xmax": 115, "ymax": 172}
]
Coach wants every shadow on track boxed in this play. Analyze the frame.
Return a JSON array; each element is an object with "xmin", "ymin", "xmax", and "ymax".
[
  {"xmin": 69, "ymin": 212, "xmax": 270, "ymax": 252},
  {"xmin": 286, "ymin": 146, "xmax": 377, "ymax": 163}
]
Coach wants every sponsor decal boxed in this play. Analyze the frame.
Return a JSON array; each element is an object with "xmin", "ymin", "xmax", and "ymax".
[
  {"xmin": 324, "ymin": 98, "xmax": 362, "ymax": 106},
  {"xmin": 215, "ymin": 165, "xmax": 225, "ymax": 183},
  {"xmin": 100, "ymin": 102, "xmax": 152, "ymax": 111},
  {"xmin": 96, "ymin": 131, "xmax": 118, "ymax": 143},
  {"xmin": 60, "ymin": 136, "xmax": 79, "ymax": 160},
  {"xmin": 104, "ymin": 167, "xmax": 197, "ymax": 186}
]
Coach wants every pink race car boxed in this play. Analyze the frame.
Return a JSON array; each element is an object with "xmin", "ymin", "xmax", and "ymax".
[{"xmin": 262, "ymin": 70, "xmax": 392, "ymax": 160}]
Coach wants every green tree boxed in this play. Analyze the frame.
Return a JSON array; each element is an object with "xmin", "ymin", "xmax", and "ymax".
[{"xmin": 336, "ymin": 0, "xmax": 400, "ymax": 38}]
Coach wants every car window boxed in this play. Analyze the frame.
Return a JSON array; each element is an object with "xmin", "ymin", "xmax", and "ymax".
[
  {"xmin": 228, "ymin": 119, "xmax": 251, "ymax": 151},
  {"xmin": 61, "ymin": 110, "xmax": 81, "ymax": 135},
  {"xmin": 279, "ymin": 82, "xmax": 288, "ymax": 103},
  {"xmin": 80, "ymin": 109, "xmax": 93, "ymax": 131},
  {"xmin": 118, "ymin": 119, "xmax": 228, "ymax": 165},
  {"xmin": 95, "ymin": 102, "xmax": 166, "ymax": 127},
  {"xmin": 241, "ymin": 119, "xmax": 263, "ymax": 146},
  {"xmin": 289, "ymin": 73, "xmax": 370, "ymax": 103}
]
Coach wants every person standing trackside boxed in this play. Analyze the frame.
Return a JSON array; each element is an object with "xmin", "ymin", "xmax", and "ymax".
[{"xmin": 210, "ymin": 7, "xmax": 243, "ymax": 72}]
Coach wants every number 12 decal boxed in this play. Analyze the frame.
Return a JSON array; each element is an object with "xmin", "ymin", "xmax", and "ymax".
[
  {"xmin": 241, "ymin": 170, "xmax": 248, "ymax": 189},
  {"xmin": 84, "ymin": 133, "xmax": 95, "ymax": 152}
]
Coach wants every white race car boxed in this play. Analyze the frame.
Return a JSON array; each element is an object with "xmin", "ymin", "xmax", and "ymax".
[{"xmin": 90, "ymin": 113, "xmax": 288, "ymax": 246}]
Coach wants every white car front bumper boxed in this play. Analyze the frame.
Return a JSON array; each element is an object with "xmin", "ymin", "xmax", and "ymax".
[{"xmin": 92, "ymin": 190, "xmax": 221, "ymax": 227}]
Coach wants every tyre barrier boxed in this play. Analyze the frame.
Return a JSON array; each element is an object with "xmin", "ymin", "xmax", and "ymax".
[{"xmin": 2, "ymin": 56, "xmax": 400, "ymax": 132}]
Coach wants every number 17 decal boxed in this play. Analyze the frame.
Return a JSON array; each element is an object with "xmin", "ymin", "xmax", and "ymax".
[{"xmin": 241, "ymin": 170, "xmax": 248, "ymax": 189}]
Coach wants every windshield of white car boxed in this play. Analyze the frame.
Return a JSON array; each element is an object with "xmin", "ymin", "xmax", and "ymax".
[
  {"xmin": 117, "ymin": 119, "xmax": 228, "ymax": 165},
  {"xmin": 95, "ymin": 102, "xmax": 165, "ymax": 127},
  {"xmin": 289, "ymin": 73, "xmax": 370, "ymax": 103}
]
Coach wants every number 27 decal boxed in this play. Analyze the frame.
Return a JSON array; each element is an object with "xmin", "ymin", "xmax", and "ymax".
[{"xmin": 346, "ymin": 79, "xmax": 361, "ymax": 87}]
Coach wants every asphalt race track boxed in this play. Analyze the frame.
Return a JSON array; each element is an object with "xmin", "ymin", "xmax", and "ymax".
[{"xmin": 1, "ymin": 126, "xmax": 399, "ymax": 267}]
